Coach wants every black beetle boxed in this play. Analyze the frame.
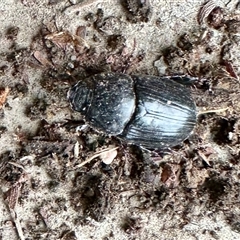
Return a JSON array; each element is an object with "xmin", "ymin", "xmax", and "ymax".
[{"xmin": 68, "ymin": 72, "xmax": 197, "ymax": 149}]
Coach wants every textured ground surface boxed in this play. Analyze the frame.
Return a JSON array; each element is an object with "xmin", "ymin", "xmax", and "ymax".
[{"xmin": 1, "ymin": 0, "xmax": 240, "ymax": 239}]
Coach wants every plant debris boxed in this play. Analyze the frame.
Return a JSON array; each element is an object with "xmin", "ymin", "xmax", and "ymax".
[{"xmin": 0, "ymin": 87, "xmax": 10, "ymax": 109}]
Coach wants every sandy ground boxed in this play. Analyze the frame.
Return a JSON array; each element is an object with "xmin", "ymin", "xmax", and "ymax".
[{"xmin": 0, "ymin": 0, "xmax": 240, "ymax": 239}]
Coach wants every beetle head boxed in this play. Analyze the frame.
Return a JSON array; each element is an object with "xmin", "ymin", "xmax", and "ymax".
[{"xmin": 68, "ymin": 81, "xmax": 93, "ymax": 114}]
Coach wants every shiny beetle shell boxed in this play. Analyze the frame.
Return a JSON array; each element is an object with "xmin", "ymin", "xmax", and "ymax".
[{"xmin": 68, "ymin": 72, "xmax": 197, "ymax": 149}]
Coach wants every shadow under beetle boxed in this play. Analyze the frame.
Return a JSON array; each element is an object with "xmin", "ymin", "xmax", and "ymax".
[{"xmin": 68, "ymin": 72, "xmax": 197, "ymax": 149}]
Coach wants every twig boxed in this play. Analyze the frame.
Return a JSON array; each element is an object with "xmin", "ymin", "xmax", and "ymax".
[
  {"xmin": 198, "ymin": 150, "xmax": 211, "ymax": 166},
  {"xmin": 198, "ymin": 107, "xmax": 228, "ymax": 115},
  {"xmin": 63, "ymin": 0, "xmax": 108, "ymax": 15},
  {"xmin": 8, "ymin": 161, "xmax": 27, "ymax": 172},
  {"xmin": 9, "ymin": 209, "xmax": 25, "ymax": 240},
  {"xmin": 74, "ymin": 147, "xmax": 118, "ymax": 168}
]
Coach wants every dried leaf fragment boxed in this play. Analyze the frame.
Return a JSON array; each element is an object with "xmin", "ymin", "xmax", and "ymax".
[
  {"xmin": 0, "ymin": 87, "xmax": 10, "ymax": 109},
  {"xmin": 33, "ymin": 50, "xmax": 53, "ymax": 67},
  {"xmin": 5, "ymin": 184, "xmax": 21, "ymax": 210},
  {"xmin": 223, "ymin": 61, "xmax": 239, "ymax": 80},
  {"xmin": 45, "ymin": 31, "xmax": 90, "ymax": 50},
  {"xmin": 198, "ymin": 1, "xmax": 218, "ymax": 25},
  {"xmin": 161, "ymin": 164, "xmax": 181, "ymax": 187},
  {"xmin": 4, "ymin": 171, "xmax": 28, "ymax": 209},
  {"xmin": 99, "ymin": 146, "xmax": 118, "ymax": 164}
]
